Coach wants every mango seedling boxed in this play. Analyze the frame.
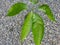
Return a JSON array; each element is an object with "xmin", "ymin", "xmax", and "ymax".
[{"xmin": 6, "ymin": 0, "xmax": 56, "ymax": 45}]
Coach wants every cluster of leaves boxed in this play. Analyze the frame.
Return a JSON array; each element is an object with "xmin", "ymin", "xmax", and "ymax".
[{"xmin": 7, "ymin": 0, "xmax": 56, "ymax": 45}]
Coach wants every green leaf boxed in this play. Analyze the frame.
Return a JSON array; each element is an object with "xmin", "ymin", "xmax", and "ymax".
[
  {"xmin": 20, "ymin": 11, "xmax": 44, "ymax": 45},
  {"xmin": 30, "ymin": 0, "xmax": 38, "ymax": 4},
  {"xmin": 32, "ymin": 12, "xmax": 44, "ymax": 45},
  {"xmin": 7, "ymin": 2, "xmax": 27, "ymax": 16},
  {"xmin": 39, "ymin": 4, "xmax": 56, "ymax": 21},
  {"xmin": 20, "ymin": 12, "xmax": 32, "ymax": 42}
]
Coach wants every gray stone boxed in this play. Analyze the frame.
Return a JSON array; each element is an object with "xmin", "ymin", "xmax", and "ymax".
[{"xmin": 0, "ymin": 0, "xmax": 60, "ymax": 45}]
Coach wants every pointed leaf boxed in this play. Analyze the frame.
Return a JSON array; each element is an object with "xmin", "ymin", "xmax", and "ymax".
[
  {"xmin": 39, "ymin": 4, "xmax": 56, "ymax": 21},
  {"xmin": 20, "ymin": 12, "xmax": 32, "ymax": 42},
  {"xmin": 30, "ymin": 0, "xmax": 38, "ymax": 4},
  {"xmin": 7, "ymin": 2, "xmax": 27, "ymax": 16},
  {"xmin": 32, "ymin": 12, "xmax": 44, "ymax": 45}
]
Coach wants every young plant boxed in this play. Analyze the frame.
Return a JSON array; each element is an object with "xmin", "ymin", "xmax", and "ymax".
[{"xmin": 6, "ymin": 0, "xmax": 56, "ymax": 45}]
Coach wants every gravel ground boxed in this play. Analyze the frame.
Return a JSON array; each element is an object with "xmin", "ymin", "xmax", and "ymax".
[{"xmin": 0, "ymin": 0, "xmax": 60, "ymax": 45}]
